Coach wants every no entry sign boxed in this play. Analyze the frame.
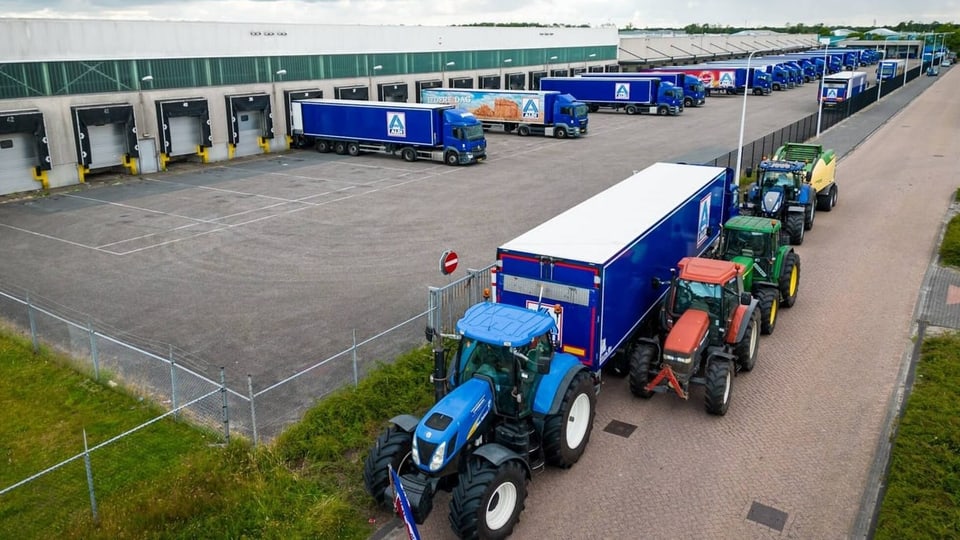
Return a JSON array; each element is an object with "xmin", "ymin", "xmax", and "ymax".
[{"xmin": 439, "ymin": 250, "xmax": 459, "ymax": 275}]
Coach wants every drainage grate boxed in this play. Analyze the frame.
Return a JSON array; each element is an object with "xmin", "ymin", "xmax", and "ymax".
[
  {"xmin": 747, "ymin": 501, "xmax": 788, "ymax": 532},
  {"xmin": 603, "ymin": 419, "xmax": 637, "ymax": 438}
]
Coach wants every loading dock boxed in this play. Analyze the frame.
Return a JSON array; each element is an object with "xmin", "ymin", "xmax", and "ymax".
[
  {"xmin": 225, "ymin": 93, "xmax": 273, "ymax": 159},
  {"xmin": 283, "ymin": 89, "xmax": 322, "ymax": 147},
  {"xmin": 478, "ymin": 75, "xmax": 500, "ymax": 89},
  {"xmin": 377, "ymin": 82, "xmax": 408, "ymax": 102},
  {"xmin": 155, "ymin": 98, "xmax": 212, "ymax": 170},
  {"xmin": 529, "ymin": 70, "xmax": 547, "ymax": 90},
  {"xmin": 449, "ymin": 77, "xmax": 473, "ymax": 89},
  {"xmin": 415, "ymin": 80, "xmax": 442, "ymax": 102},
  {"xmin": 0, "ymin": 109, "xmax": 51, "ymax": 194},
  {"xmin": 504, "ymin": 73, "xmax": 525, "ymax": 90},
  {"xmin": 70, "ymin": 104, "xmax": 139, "ymax": 180},
  {"xmin": 335, "ymin": 86, "xmax": 369, "ymax": 100}
]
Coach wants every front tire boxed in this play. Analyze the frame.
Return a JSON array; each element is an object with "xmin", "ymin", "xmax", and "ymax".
[
  {"xmin": 785, "ymin": 212, "xmax": 805, "ymax": 245},
  {"xmin": 779, "ymin": 252, "xmax": 800, "ymax": 308},
  {"xmin": 445, "ymin": 152, "xmax": 460, "ymax": 166},
  {"xmin": 555, "ymin": 126, "xmax": 568, "ymax": 139},
  {"xmin": 449, "ymin": 459, "xmax": 527, "ymax": 540},
  {"xmin": 657, "ymin": 105, "xmax": 668, "ymax": 116},
  {"xmin": 628, "ymin": 343, "xmax": 657, "ymax": 398},
  {"xmin": 756, "ymin": 287, "xmax": 779, "ymax": 335},
  {"xmin": 362, "ymin": 427, "xmax": 414, "ymax": 507},
  {"xmin": 704, "ymin": 358, "xmax": 733, "ymax": 416},
  {"xmin": 734, "ymin": 310, "xmax": 759, "ymax": 372},
  {"xmin": 543, "ymin": 371, "xmax": 595, "ymax": 468}
]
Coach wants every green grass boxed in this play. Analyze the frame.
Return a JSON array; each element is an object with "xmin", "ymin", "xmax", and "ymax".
[
  {"xmin": 939, "ymin": 213, "xmax": 960, "ymax": 267},
  {"xmin": 874, "ymin": 332, "xmax": 960, "ymax": 539},
  {"xmin": 0, "ymin": 326, "xmax": 437, "ymax": 539}
]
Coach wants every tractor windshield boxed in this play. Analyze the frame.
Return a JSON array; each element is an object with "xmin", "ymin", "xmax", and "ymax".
[
  {"xmin": 761, "ymin": 171, "xmax": 796, "ymax": 190},
  {"xmin": 721, "ymin": 230, "xmax": 769, "ymax": 259},
  {"xmin": 672, "ymin": 279, "xmax": 722, "ymax": 320}
]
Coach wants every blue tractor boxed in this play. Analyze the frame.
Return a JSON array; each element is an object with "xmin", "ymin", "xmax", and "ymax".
[{"xmin": 363, "ymin": 302, "xmax": 596, "ymax": 539}]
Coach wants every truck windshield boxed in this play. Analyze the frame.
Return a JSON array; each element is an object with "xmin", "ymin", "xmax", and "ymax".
[
  {"xmin": 572, "ymin": 103, "xmax": 589, "ymax": 118},
  {"xmin": 462, "ymin": 124, "xmax": 485, "ymax": 141}
]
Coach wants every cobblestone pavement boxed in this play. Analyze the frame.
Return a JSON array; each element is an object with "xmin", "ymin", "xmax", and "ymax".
[{"xmin": 376, "ymin": 67, "xmax": 960, "ymax": 539}]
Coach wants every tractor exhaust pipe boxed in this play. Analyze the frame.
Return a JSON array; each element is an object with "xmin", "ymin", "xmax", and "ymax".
[{"xmin": 425, "ymin": 325, "xmax": 448, "ymax": 401}]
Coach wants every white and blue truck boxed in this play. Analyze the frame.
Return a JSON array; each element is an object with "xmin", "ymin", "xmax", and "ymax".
[
  {"xmin": 819, "ymin": 71, "xmax": 868, "ymax": 108},
  {"xmin": 539, "ymin": 76, "xmax": 684, "ymax": 115},
  {"xmin": 420, "ymin": 88, "xmax": 588, "ymax": 138},
  {"xmin": 291, "ymin": 99, "xmax": 486, "ymax": 165}
]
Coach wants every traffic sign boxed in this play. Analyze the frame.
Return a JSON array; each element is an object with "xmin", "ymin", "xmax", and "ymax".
[{"xmin": 439, "ymin": 250, "xmax": 459, "ymax": 275}]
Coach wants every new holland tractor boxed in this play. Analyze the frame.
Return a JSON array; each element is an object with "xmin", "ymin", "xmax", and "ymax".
[
  {"xmin": 741, "ymin": 143, "xmax": 838, "ymax": 245},
  {"xmin": 628, "ymin": 257, "xmax": 760, "ymax": 416},
  {"xmin": 715, "ymin": 216, "xmax": 801, "ymax": 335},
  {"xmin": 363, "ymin": 302, "xmax": 596, "ymax": 539}
]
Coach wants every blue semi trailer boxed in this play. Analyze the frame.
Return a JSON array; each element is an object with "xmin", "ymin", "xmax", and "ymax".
[
  {"xmin": 495, "ymin": 162, "xmax": 739, "ymax": 372},
  {"xmin": 819, "ymin": 71, "xmax": 869, "ymax": 108},
  {"xmin": 661, "ymin": 65, "xmax": 772, "ymax": 95},
  {"xmin": 291, "ymin": 99, "xmax": 486, "ymax": 165},
  {"xmin": 705, "ymin": 61, "xmax": 794, "ymax": 90},
  {"xmin": 581, "ymin": 71, "xmax": 706, "ymax": 107},
  {"xmin": 540, "ymin": 76, "xmax": 684, "ymax": 115}
]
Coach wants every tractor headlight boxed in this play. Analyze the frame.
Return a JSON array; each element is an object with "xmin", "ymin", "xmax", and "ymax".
[
  {"xmin": 411, "ymin": 437, "xmax": 421, "ymax": 466},
  {"xmin": 663, "ymin": 353, "xmax": 692, "ymax": 365},
  {"xmin": 429, "ymin": 441, "xmax": 446, "ymax": 472}
]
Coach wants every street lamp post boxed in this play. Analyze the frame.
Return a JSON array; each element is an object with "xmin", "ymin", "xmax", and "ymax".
[
  {"xmin": 584, "ymin": 53, "xmax": 596, "ymax": 73},
  {"xmin": 273, "ymin": 69, "xmax": 286, "ymax": 149},
  {"xmin": 442, "ymin": 61, "xmax": 455, "ymax": 87},
  {"xmin": 816, "ymin": 39, "xmax": 829, "ymax": 138},
  {"xmin": 546, "ymin": 55, "xmax": 557, "ymax": 75},
  {"xmin": 501, "ymin": 58, "xmax": 512, "ymax": 89},
  {"xmin": 368, "ymin": 64, "xmax": 382, "ymax": 100},
  {"xmin": 877, "ymin": 39, "xmax": 889, "ymax": 100},
  {"xmin": 734, "ymin": 51, "xmax": 757, "ymax": 186}
]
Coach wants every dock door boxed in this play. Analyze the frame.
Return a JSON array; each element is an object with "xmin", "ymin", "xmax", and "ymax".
[
  {"xmin": 377, "ymin": 82, "xmax": 408, "ymax": 102},
  {"xmin": 0, "ymin": 109, "xmax": 51, "ymax": 195},
  {"xmin": 225, "ymin": 94, "xmax": 273, "ymax": 159},
  {"xmin": 70, "ymin": 104, "xmax": 139, "ymax": 179},
  {"xmin": 155, "ymin": 98, "xmax": 212, "ymax": 169},
  {"xmin": 415, "ymin": 80, "xmax": 441, "ymax": 103},
  {"xmin": 283, "ymin": 89, "xmax": 322, "ymax": 147}
]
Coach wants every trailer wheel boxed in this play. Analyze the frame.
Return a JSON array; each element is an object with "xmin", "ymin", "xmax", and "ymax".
[
  {"xmin": 734, "ymin": 310, "xmax": 759, "ymax": 373},
  {"xmin": 555, "ymin": 126, "xmax": 568, "ymax": 139},
  {"xmin": 444, "ymin": 152, "xmax": 460, "ymax": 166},
  {"xmin": 543, "ymin": 371, "xmax": 595, "ymax": 468},
  {"xmin": 401, "ymin": 147, "xmax": 417, "ymax": 162},
  {"xmin": 315, "ymin": 140, "xmax": 331, "ymax": 153},
  {"xmin": 778, "ymin": 252, "xmax": 800, "ymax": 308},
  {"xmin": 334, "ymin": 141, "xmax": 347, "ymax": 155},
  {"xmin": 818, "ymin": 184, "xmax": 838, "ymax": 212},
  {"xmin": 450, "ymin": 459, "xmax": 527, "ymax": 540},
  {"xmin": 347, "ymin": 142, "xmax": 360, "ymax": 156},
  {"xmin": 785, "ymin": 213, "xmax": 804, "ymax": 245},
  {"xmin": 625, "ymin": 105, "xmax": 639, "ymax": 115},
  {"xmin": 804, "ymin": 202, "xmax": 815, "ymax": 231},
  {"xmin": 517, "ymin": 125, "xmax": 531, "ymax": 136},
  {"xmin": 628, "ymin": 343, "xmax": 657, "ymax": 398},
  {"xmin": 657, "ymin": 105, "xmax": 669, "ymax": 116},
  {"xmin": 362, "ymin": 426, "xmax": 414, "ymax": 507},
  {"xmin": 756, "ymin": 287, "xmax": 779, "ymax": 336},
  {"xmin": 704, "ymin": 358, "xmax": 733, "ymax": 416}
]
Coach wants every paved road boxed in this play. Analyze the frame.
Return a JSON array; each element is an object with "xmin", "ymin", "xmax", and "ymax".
[{"xmin": 376, "ymin": 69, "xmax": 959, "ymax": 539}]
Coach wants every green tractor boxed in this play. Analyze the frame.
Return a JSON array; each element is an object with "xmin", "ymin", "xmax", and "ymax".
[{"xmin": 714, "ymin": 215, "xmax": 800, "ymax": 335}]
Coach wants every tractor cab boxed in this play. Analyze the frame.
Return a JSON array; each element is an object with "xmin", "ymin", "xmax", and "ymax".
[
  {"xmin": 746, "ymin": 160, "xmax": 808, "ymax": 217},
  {"xmin": 718, "ymin": 215, "xmax": 783, "ymax": 289}
]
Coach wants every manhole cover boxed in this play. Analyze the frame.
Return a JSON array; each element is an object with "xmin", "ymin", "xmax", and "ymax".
[
  {"xmin": 603, "ymin": 419, "xmax": 637, "ymax": 438},
  {"xmin": 747, "ymin": 501, "xmax": 788, "ymax": 532}
]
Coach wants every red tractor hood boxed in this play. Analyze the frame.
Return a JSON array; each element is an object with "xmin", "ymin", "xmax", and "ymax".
[{"xmin": 664, "ymin": 309, "xmax": 710, "ymax": 356}]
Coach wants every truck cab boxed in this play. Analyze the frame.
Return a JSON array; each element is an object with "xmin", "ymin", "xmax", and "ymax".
[
  {"xmin": 552, "ymin": 93, "xmax": 590, "ymax": 136},
  {"xmin": 658, "ymin": 81, "xmax": 684, "ymax": 114},
  {"xmin": 442, "ymin": 109, "xmax": 487, "ymax": 164}
]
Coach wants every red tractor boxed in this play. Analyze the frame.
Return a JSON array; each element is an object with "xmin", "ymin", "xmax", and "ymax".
[{"xmin": 628, "ymin": 257, "xmax": 760, "ymax": 415}]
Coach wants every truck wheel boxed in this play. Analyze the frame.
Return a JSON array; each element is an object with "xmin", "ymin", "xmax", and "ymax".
[
  {"xmin": 657, "ymin": 105, "xmax": 668, "ymax": 116},
  {"xmin": 444, "ymin": 152, "xmax": 459, "ymax": 166},
  {"xmin": 362, "ymin": 426, "xmax": 414, "ymax": 507},
  {"xmin": 753, "ymin": 88, "xmax": 763, "ymax": 96},
  {"xmin": 778, "ymin": 252, "xmax": 800, "ymax": 308},
  {"xmin": 785, "ymin": 213, "xmax": 804, "ymax": 245},
  {"xmin": 555, "ymin": 127, "xmax": 568, "ymax": 139},
  {"xmin": 401, "ymin": 147, "xmax": 417, "ymax": 162},
  {"xmin": 315, "ymin": 140, "xmax": 331, "ymax": 153},
  {"xmin": 517, "ymin": 125, "xmax": 531, "ymax": 136},
  {"xmin": 333, "ymin": 142, "xmax": 347, "ymax": 155},
  {"xmin": 804, "ymin": 202, "xmax": 815, "ymax": 231},
  {"xmin": 625, "ymin": 105, "xmax": 638, "ymax": 115},
  {"xmin": 628, "ymin": 343, "xmax": 657, "ymax": 398},
  {"xmin": 734, "ymin": 310, "xmax": 759, "ymax": 372},
  {"xmin": 347, "ymin": 142, "xmax": 360, "ymax": 156},
  {"xmin": 450, "ymin": 459, "xmax": 527, "ymax": 540},
  {"xmin": 684, "ymin": 97, "xmax": 693, "ymax": 107},
  {"xmin": 756, "ymin": 288, "xmax": 779, "ymax": 335},
  {"xmin": 704, "ymin": 358, "xmax": 733, "ymax": 416},
  {"xmin": 543, "ymin": 371, "xmax": 595, "ymax": 468}
]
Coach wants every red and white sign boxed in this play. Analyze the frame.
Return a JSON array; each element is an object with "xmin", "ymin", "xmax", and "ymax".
[{"xmin": 439, "ymin": 250, "xmax": 459, "ymax": 275}]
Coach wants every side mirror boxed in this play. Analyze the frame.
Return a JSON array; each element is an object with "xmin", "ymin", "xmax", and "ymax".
[{"xmin": 740, "ymin": 292, "xmax": 752, "ymax": 305}]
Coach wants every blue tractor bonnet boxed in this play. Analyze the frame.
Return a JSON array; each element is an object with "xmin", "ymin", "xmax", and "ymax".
[{"xmin": 456, "ymin": 302, "xmax": 555, "ymax": 347}]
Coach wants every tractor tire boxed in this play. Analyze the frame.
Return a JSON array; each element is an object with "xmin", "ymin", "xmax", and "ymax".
[
  {"xmin": 804, "ymin": 202, "xmax": 815, "ymax": 231},
  {"xmin": 733, "ymin": 310, "xmax": 759, "ymax": 372},
  {"xmin": 543, "ymin": 371, "xmax": 596, "ymax": 468},
  {"xmin": 785, "ymin": 212, "xmax": 805, "ymax": 245},
  {"xmin": 704, "ymin": 358, "xmax": 733, "ymax": 416},
  {"xmin": 756, "ymin": 287, "xmax": 779, "ymax": 335},
  {"xmin": 449, "ymin": 459, "xmax": 527, "ymax": 540},
  {"xmin": 778, "ymin": 252, "xmax": 800, "ymax": 308},
  {"xmin": 628, "ymin": 343, "xmax": 657, "ymax": 398},
  {"xmin": 362, "ymin": 426, "xmax": 414, "ymax": 507}
]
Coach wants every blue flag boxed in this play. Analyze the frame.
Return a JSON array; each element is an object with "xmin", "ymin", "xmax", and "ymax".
[{"xmin": 389, "ymin": 464, "xmax": 421, "ymax": 540}]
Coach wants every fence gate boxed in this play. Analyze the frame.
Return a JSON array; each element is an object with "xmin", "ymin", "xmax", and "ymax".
[{"xmin": 427, "ymin": 264, "xmax": 496, "ymax": 336}]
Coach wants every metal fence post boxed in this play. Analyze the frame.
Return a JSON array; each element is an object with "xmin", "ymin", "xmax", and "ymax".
[
  {"xmin": 169, "ymin": 345, "xmax": 179, "ymax": 418},
  {"xmin": 82, "ymin": 429, "xmax": 100, "ymax": 525},
  {"xmin": 352, "ymin": 329, "xmax": 359, "ymax": 387},
  {"xmin": 247, "ymin": 375, "xmax": 258, "ymax": 447},
  {"xmin": 26, "ymin": 292, "xmax": 38, "ymax": 354},
  {"xmin": 88, "ymin": 320, "xmax": 100, "ymax": 381},
  {"xmin": 220, "ymin": 367, "xmax": 229, "ymax": 444}
]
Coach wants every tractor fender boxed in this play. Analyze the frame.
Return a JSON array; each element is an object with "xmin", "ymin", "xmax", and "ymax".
[
  {"xmin": 797, "ymin": 184, "xmax": 813, "ymax": 205},
  {"xmin": 726, "ymin": 298, "xmax": 759, "ymax": 344},
  {"xmin": 532, "ymin": 353, "xmax": 589, "ymax": 416},
  {"xmin": 473, "ymin": 443, "xmax": 532, "ymax": 479},
  {"xmin": 389, "ymin": 414, "xmax": 421, "ymax": 433},
  {"xmin": 771, "ymin": 246, "xmax": 795, "ymax": 279}
]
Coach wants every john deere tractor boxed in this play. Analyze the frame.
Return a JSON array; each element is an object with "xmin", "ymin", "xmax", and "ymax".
[
  {"xmin": 363, "ymin": 302, "xmax": 596, "ymax": 540},
  {"xmin": 742, "ymin": 143, "xmax": 837, "ymax": 245},
  {"xmin": 715, "ymin": 215, "xmax": 801, "ymax": 335},
  {"xmin": 628, "ymin": 257, "xmax": 760, "ymax": 416}
]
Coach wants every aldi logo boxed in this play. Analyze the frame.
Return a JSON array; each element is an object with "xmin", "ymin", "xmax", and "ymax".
[
  {"xmin": 521, "ymin": 98, "xmax": 541, "ymax": 119},
  {"xmin": 615, "ymin": 83, "xmax": 630, "ymax": 100},
  {"xmin": 387, "ymin": 112, "xmax": 406, "ymax": 137},
  {"xmin": 697, "ymin": 193, "xmax": 711, "ymax": 247}
]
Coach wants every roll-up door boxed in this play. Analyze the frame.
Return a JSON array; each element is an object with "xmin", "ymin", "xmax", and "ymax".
[
  {"xmin": 0, "ymin": 109, "xmax": 51, "ymax": 193},
  {"xmin": 415, "ymin": 80, "xmax": 442, "ymax": 103},
  {"xmin": 71, "ymin": 104, "xmax": 138, "ymax": 178},
  {"xmin": 225, "ymin": 94, "xmax": 273, "ymax": 159},
  {"xmin": 378, "ymin": 83, "xmax": 408, "ymax": 102}
]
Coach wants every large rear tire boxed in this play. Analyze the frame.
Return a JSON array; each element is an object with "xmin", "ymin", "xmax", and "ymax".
[
  {"xmin": 449, "ymin": 459, "xmax": 527, "ymax": 540},
  {"xmin": 778, "ymin": 252, "xmax": 800, "ymax": 308},
  {"xmin": 362, "ymin": 426, "xmax": 414, "ymax": 507},
  {"xmin": 543, "ymin": 371, "xmax": 595, "ymax": 468},
  {"xmin": 704, "ymin": 358, "xmax": 733, "ymax": 416},
  {"xmin": 628, "ymin": 343, "xmax": 657, "ymax": 398},
  {"xmin": 785, "ymin": 212, "xmax": 805, "ymax": 245},
  {"xmin": 756, "ymin": 287, "xmax": 779, "ymax": 335},
  {"xmin": 733, "ymin": 310, "xmax": 759, "ymax": 372},
  {"xmin": 804, "ymin": 202, "xmax": 815, "ymax": 231}
]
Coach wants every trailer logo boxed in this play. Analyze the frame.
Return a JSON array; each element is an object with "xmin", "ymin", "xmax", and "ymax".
[
  {"xmin": 386, "ymin": 112, "xmax": 406, "ymax": 137},
  {"xmin": 525, "ymin": 300, "xmax": 562, "ymax": 345},
  {"xmin": 521, "ymin": 98, "xmax": 541, "ymax": 119},
  {"xmin": 718, "ymin": 72, "xmax": 734, "ymax": 87},
  {"xmin": 697, "ymin": 193, "xmax": 711, "ymax": 247},
  {"xmin": 615, "ymin": 83, "xmax": 630, "ymax": 100},
  {"xmin": 825, "ymin": 88, "xmax": 838, "ymax": 100}
]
